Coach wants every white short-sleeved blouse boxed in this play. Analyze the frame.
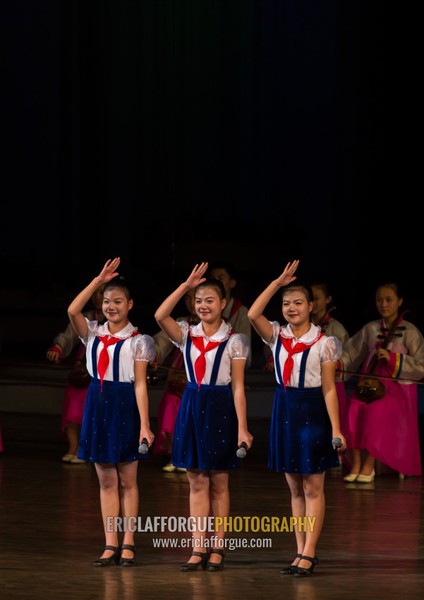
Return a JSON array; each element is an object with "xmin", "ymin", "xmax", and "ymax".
[
  {"xmin": 265, "ymin": 322, "xmax": 342, "ymax": 388},
  {"xmin": 173, "ymin": 320, "xmax": 249, "ymax": 386},
  {"xmin": 81, "ymin": 321, "xmax": 156, "ymax": 383}
]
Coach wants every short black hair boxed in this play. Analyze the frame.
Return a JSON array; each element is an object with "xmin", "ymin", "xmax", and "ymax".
[
  {"xmin": 195, "ymin": 278, "xmax": 226, "ymax": 300},
  {"xmin": 103, "ymin": 276, "xmax": 134, "ymax": 300},
  {"xmin": 282, "ymin": 281, "xmax": 314, "ymax": 304},
  {"xmin": 207, "ymin": 260, "xmax": 237, "ymax": 280}
]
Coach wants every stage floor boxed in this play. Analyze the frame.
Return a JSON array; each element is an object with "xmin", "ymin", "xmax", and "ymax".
[{"xmin": 0, "ymin": 413, "xmax": 423, "ymax": 600}]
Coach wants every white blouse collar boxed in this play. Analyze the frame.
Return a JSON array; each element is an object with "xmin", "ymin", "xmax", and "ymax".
[
  {"xmin": 97, "ymin": 322, "xmax": 137, "ymax": 338},
  {"xmin": 281, "ymin": 323, "xmax": 321, "ymax": 344},
  {"xmin": 190, "ymin": 320, "xmax": 232, "ymax": 341}
]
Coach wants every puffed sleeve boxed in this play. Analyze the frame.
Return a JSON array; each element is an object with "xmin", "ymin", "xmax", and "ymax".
[
  {"xmin": 319, "ymin": 336, "xmax": 342, "ymax": 362},
  {"xmin": 263, "ymin": 321, "xmax": 282, "ymax": 346},
  {"xmin": 80, "ymin": 319, "xmax": 100, "ymax": 346},
  {"xmin": 228, "ymin": 333, "xmax": 250, "ymax": 360},
  {"xmin": 134, "ymin": 334, "xmax": 156, "ymax": 362},
  {"xmin": 173, "ymin": 320, "xmax": 190, "ymax": 349}
]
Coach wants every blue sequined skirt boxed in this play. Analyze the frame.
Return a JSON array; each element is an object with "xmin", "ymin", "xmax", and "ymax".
[
  {"xmin": 268, "ymin": 384, "xmax": 339, "ymax": 474},
  {"xmin": 78, "ymin": 379, "xmax": 142, "ymax": 464},
  {"xmin": 172, "ymin": 382, "xmax": 239, "ymax": 470}
]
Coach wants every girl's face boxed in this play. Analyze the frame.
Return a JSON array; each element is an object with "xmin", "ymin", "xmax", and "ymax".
[
  {"xmin": 209, "ymin": 267, "xmax": 235, "ymax": 299},
  {"xmin": 375, "ymin": 286, "xmax": 402, "ymax": 322},
  {"xmin": 92, "ymin": 285, "xmax": 105, "ymax": 310},
  {"xmin": 311, "ymin": 286, "xmax": 331, "ymax": 319},
  {"xmin": 102, "ymin": 287, "xmax": 133, "ymax": 325},
  {"xmin": 194, "ymin": 286, "xmax": 226, "ymax": 324},
  {"xmin": 282, "ymin": 290, "xmax": 313, "ymax": 327}
]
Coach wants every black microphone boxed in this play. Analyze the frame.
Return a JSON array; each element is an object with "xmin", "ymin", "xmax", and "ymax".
[
  {"xmin": 138, "ymin": 438, "xmax": 149, "ymax": 455},
  {"xmin": 236, "ymin": 442, "xmax": 248, "ymax": 458}
]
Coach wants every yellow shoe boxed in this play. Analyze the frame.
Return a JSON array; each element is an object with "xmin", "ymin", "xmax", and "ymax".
[
  {"xmin": 176, "ymin": 467, "xmax": 187, "ymax": 473},
  {"xmin": 70, "ymin": 456, "xmax": 87, "ymax": 464},
  {"xmin": 61, "ymin": 453, "xmax": 74, "ymax": 463},
  {"xmin": 356, "ymin": 470, "xmax": 375, "ymax": 483},
  {"xmin": 343, "ymin": 472, "xmax": 359, "ymax": 482},
  {"xmin": 162, "ymin": 462, "xmax": 177, "ymax": 472}
]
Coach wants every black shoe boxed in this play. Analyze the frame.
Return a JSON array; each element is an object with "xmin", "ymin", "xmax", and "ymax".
[
  {"xmin": 179, "ymin": 551, "xmax": 209, "ymax": 572},
  {"xmin": 280, "ymin": 553, "xmax": 302, "ymax": 574},
  {"xmin": 92, "ymin": 545, "xmax": 120, "ymax": 567},
  {"xmin": 206, "ymin": 549, "xmax": 225, "ymax": 572},
  {"xmin": 119, "ymin": 544, "xmax": 136, "ymax": 567},
  {"xmin": 294, "ymin": 555, "xmax": 319, "ymax": 577}
]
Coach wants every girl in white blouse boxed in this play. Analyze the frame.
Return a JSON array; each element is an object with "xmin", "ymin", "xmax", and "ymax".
[
  {"xmin": 68, "ymin": 258, "xmax": 155, "ymax": 568},
  {"xmin": 248, "ymin": 260, "xmax": 346, "ymax": 578},
  {"xmin": 155, "ymin": 262, "xmax": 253, "ymax": 572}
]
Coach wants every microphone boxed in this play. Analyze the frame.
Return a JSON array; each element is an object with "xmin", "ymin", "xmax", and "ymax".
[
  {"xmin": 332, "ymin": 437, "xmax": 346, "ymax": 453},
  {"xmin": 236, "ymin": 442, "xmax": 248, "ymax": 459},
  {"xmin": 138, "ymin": 438, "xmax": 149, "ymax": 455}
]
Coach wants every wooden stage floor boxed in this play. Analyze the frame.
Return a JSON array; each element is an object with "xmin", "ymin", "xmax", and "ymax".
[{"xmin": 0, "ymin": 412, "xmax": 423, "ymax": 600}]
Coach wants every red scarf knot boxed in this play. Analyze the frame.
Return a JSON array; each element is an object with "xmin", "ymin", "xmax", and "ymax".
[
  {"xmin": 97, "ymin": 330, "xmax": 139, "ymax": 389},
  {"xmin": 190, "ymin": 334, "xmax": 222, "ymax": 390},
  {"xmin": 280, "ymin": 333, "xmax": 322, "ymax": 388}
]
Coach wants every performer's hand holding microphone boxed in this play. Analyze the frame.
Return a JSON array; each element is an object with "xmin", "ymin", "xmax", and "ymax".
[
  {"xmin": 236, "ymin": 441, "xmax": 249, "ymax": 459},
  {"xmin": 332, "ymin": 436, "xmax": 346, "ymax": 453},
  {"xmin": 138, "ymin": 438, "xmax": 149, "ymax": 455}
]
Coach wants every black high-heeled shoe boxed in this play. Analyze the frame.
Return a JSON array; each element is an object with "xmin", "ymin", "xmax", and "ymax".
[
  {"xmin": 206, "ymin": 549, "xmax": 225, "ymax": 572},
  {"xmin": 280, "ymin": 553, "xmax": 302, "ymax": 574},
  {"xmin": 179, "ymin": 551, "xmax": 209, "ymax": 572},
  {"xmin": 119, "ymin": 544, "xmax": 136, "ymax": 567},
  {"xmin": 294, "ymin": 555, "xmax": 319, "ymax": 577},
  {"xmin": 92, "ymin": 545, "xmax": 120, "ymax": 567}
]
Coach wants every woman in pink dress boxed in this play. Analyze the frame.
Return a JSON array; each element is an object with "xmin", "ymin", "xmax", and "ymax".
[
  {"xmin": 46, "ymin": 286, "xmax": 105, "ymax": 463},
  {"xmin": 339, "ymin": 283, "xmax": 424, "ymax": 481}
]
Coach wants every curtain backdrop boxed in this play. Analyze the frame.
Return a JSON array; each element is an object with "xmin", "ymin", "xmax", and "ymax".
[{"xmin": 2, "ymin": 0, "xmax": 391, "ymax": 343}]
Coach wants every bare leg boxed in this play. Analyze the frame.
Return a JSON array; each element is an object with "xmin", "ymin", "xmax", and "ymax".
[
  {"xmin": 161, "ymin": 432, "xmax": 176, "ymax": 471},
  {"xmin": 349, "ymin": 449, "xmax": 362, "ymax": 475},
  {"xmin": 95, "ymin": 463, "xmax": 120, "ymax": 558},
  {"xmin": 359, "ymin": 451, "xmax": 375, "ymax": 476},
  {"xmin": 285, "ymin": 473, "xmax": 306, "ymax": 567},
  {"xmin": 117, "ymin": 461, "xmax": 139, "ymax": 558},
  {"xmin": 298, "ymin": 473, "xmax": 325, "ymax": 568},
  {"xmin": 185, "ymin": 470, "xmax": 210, "ymax": 563},
  {"xmin": 65, "ymin": 422, "xmax": 80, "ymax": 455},
  {"xmin": 209, "ymin": 471, "xmax": 230, "ymax": 564}
]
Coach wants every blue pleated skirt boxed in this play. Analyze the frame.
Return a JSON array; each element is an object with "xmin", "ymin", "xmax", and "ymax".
[
  {"xmin": 172, "ymin": 382, "xmax": 239, "ymax": 471},
  {"xmin": 78, "ymin": 379, "xmax": 142, "ymax": 464},
  {"xmin": 268, "ymin": 384, "xmax": 339, "ymax": 474}
]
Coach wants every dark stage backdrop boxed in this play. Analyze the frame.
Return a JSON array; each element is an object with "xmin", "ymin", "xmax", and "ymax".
[{"xmin": 1, "ymin": 0, "xmax": 398, "ymax": 357}]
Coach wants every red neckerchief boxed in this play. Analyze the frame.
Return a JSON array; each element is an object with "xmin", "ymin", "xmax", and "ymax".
[
  {"xmin": 279, "ymin": 332, "xmax": 323, "ymax": 388},
  {"xmin": 189, "ymin": 334, "xmax": 221, "ymax": 390},
  {"xmin": 317, "ymin": 313, "xmax": 331, "ymax": 334},
  {"xmin": 222, "ymin": 298, "xmax": 243, "ymax": 324},
  {"xmin": 229, "ymin": 297, "xmax": 243, "ymax": 318},
  {"xmin": 97, "ymin": 330, "xmax": 140, "ymax": 389}
]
